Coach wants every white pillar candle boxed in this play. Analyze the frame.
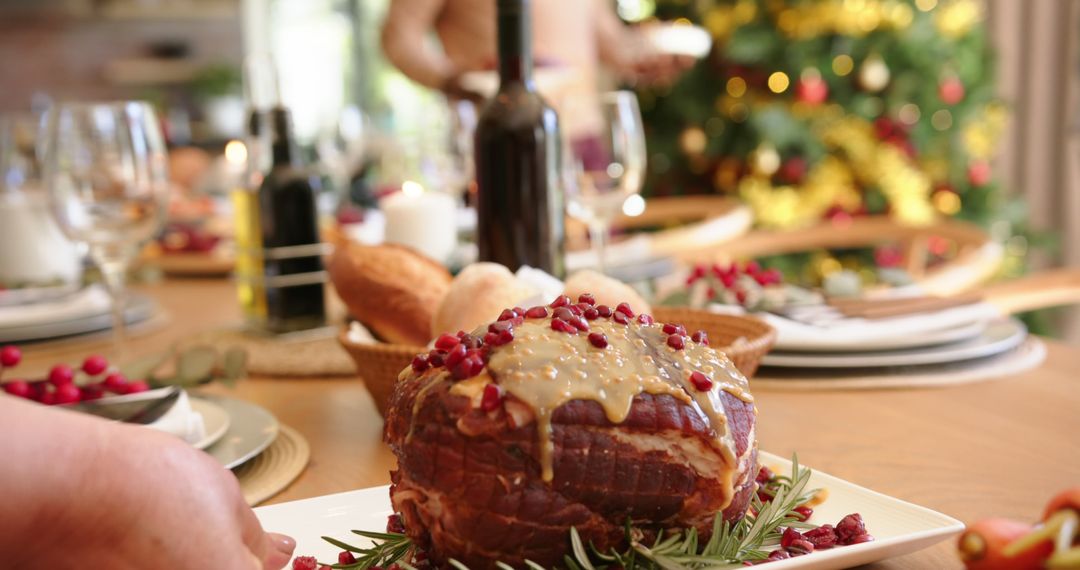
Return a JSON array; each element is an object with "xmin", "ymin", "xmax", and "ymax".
[{"xmin": 380, "ymin": 181, "xmax": 457, "ymax": 263}]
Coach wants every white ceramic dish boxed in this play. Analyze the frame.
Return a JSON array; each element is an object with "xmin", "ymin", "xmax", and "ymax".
[
  {"xmin": 776, "ymin": 318, "xmax": 989, "ymax": 353},
  {"xmin": 762, "ymin": 318, "xmax": 1026, "ymax": 369},
  {"xmin": 200, "ymin": 395, "xmax": 279, "ymax": 469},
  {"xmin": 0, "ymin": 292, "xmax": 157, "ymax": 343},
  {"xmin": 254, "ymin": 451, "xmax": 964, "ymax": 569},
  {"xmin": 189, "ymin": 397, "xmax": 231, "ymax": 450}
]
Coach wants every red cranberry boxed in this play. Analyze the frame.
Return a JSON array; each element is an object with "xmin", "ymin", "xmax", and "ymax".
[
  {"xmin": 720, "ymin": 273, "xmax": 737, "ymax": 288},
  {"xmin": 124, "ymin": 380, "xmax": 149, "ymax": 394},
  {"xmin": 583, "ymin": 307, "xmax": 600, "ymax": 320},
  {"xmin": 793, "ymin": 506, "xmax": 813, "ymax": 522},
  {"xmin": 524, "ymin": 306, "xmax": 548, "ymax": 319},
  {"xmin": 846, "ymin": 533, "xmax": 874, "ymax": 545},
  {"xmin": 48, "ymin": 364, "xmax": 74, "ymax": 386},
  {"xmin": 689, "ymin": 371, "xmax": 712, "ymax": 391},
  {"xmin": 836, "ymin": 513, "xmax": 868, "ymax": 545},
  {"xmin": 292, "ymin": 556, "xmax": 318, "ymax": 570},
  {"xmin": 787, "ymin": 539, "xmax": 815, "ymax": 555},
  {"xmin": 451, "ymin": 353, "xmax": 485, "ymax": 380},
  {"xmin": 103, "ymin": 372, "xmax": 128, "ymax": 392},
  {"xmin": 550, "ymin": 295, "xmax": 571, "ymax": 308},
  {"xmin": 54, "ymin": 383, "xmax": 81, "ymax": 404},
  {"xmin": 550, "ymin": 318, "xmax": 577, "ymax": 334},
  {"xmin": 612, "ymin": 311, "xmax": 630, "ymax": 325},
  {"xmin": 2, "ymin": 380, "xmax": 31, "ymax": 398},
  {"xmin": 780, "ymin": 527, "xmax": 802, "ymax": 549},
  {"xmin": 615, "ymin": 302, "xmax": 634, "ymax": 317},
  {"xmin": 411, "ymin": 354, "xmax": 430, "ymax": 373},
  {"xmin": 456, "ymin": 330, "xmax": 468, "ymax": 338},
  {"xmin": 804, "ymin": 525, "xmax": 838, "ymax": 549},
  {"xmin": 493, "ymin": 328, "xmax": 514, "ymax": 346},
  {"xmin": 427, "ymin": 350, "xmax": 445, "ymax": 367},
  {"xmin": 667, "ymin": 334, "xmax": 685, "ymax": 350},
  {"xmin": 434, "ymin": 333, "xmax": 461, "ymax": 350},
  {"xmin": 765, "ymin": 549, "xmax": 790, "ymax": 561},
  {"xmin": 735, "ymin": 289, "xmax": 749, "ymax": 304},
  {"xmin": 81, "ymin": 355, "xmax": 108, "ymax": 376},
  {"xmin": 386, "ymin": 513, "xmax": 405, "ymax": 533},
  {"xmin": 339, "ymin": 551, "xmax": 357, "ymax": 564},
  {"xmin": 577, "ymin": 293, "xmax": 596, "ymax": 305},
  {"xmin": 745, "ymin": 260, "xmax": 762, "ymax": 275},
  {"xmin": 691, "ymin": 330, "xmax": 709, "ymax": 345},
  {"xmin": 497, "ymin": 308, "xmax": 518, "ymax": 321},
  {"xmin": 38, "ymin": 389, "xmax": 56, "ymax": 405},
  {"xmin": 80, "ymin": 384, "xmax": 105, "ymax": 401},
  {"xmin": 757, "ymin": 489, "xmax": 775, "ymax": 503},
  {"xmin": 637, "ymin": 314, "xmax": 654, "ymax": 325},
  {"xmin": 480, "ymin": 383, "xmax": 503, "ymax": 412},
  {"xmin": 756, "ymin": 466, "xmax": 775, "ymax": 484},
  {"xmin": 588, "ymin": 332, "xmax": 608, "ymax": 349},
  {"xmin": 595, "ymin": 305, "xmax": 613, "ymax": 318},
  {"xmin": 0, "ymin": 345, "xmax": 21, "ymax": 367},
  {"xmin": 444, "ymin": 344, "xmax": 468, "ymax": 367}
]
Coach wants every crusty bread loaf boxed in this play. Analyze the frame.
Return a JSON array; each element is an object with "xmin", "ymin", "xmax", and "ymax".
[
  {"xmin": 327, "ymin": 241, "xmax": 450, "ymax": 346},
  {"xmin": 432, "ymin": 263, "xmax": 537, "ymax": 337},
  {"xmin": 564, "ymin": 269, "xmax": 651, "ymax": 315}
]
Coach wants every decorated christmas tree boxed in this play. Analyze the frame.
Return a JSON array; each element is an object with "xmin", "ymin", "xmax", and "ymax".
[{"xmin": 637, "ymin": 0, "xmax": 1022, "ymax": 282}]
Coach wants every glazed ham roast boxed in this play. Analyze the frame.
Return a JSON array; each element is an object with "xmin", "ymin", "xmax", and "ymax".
[{"xmin": 384, "ymin": 295, "xmax": 758, "ymax": 568}]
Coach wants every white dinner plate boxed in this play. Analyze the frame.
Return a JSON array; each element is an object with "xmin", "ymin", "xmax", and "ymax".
[
  {"xmin": 255, "ymin": 451, "xmax": 964, "ymax": 569},
  {"xmin": 762, "ymin": 318, "xmax": 1026, "ymax": 369},
  {"xmin": 0, "ymin": 292, "xmax": 157, "ymax": 343},
  {"xmin": 200, "ymin": 395, "xmax": 279, "ymax": 469},
  {"xmin": 189, "ymin": 397, "xmax": 231, "ymax": 450},
  {"xmin": 776, "ymin": 317, "xmax": 989, "ymax": 353}
]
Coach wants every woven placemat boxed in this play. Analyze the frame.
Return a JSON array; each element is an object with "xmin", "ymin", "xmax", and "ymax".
[
  {"xmin": 750, "ymin": 336, "xmax": 1047, "ymax": 391},
  {"xmin": 182, "ymin": 327, "xmax": 355, "ymax": 377},
  {"xmin": 235, "ymin": 424, "xmax": 310, "ymax": 506}
]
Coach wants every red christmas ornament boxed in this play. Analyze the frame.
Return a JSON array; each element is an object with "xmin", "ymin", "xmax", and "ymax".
[
  {"xmin": 795, "ymin": 76, "xmax": 828, "ymax": 105},
  {"xmin": 938, "ymin": 77, "xmax": 965, "ymax": 105},
  {"xmin": 776, "ymin": 156, "xmax": 808, "ymax": 185},
  {"xmin": 967, "ymin": 161, "xmax": 992, "ymax": 186}
]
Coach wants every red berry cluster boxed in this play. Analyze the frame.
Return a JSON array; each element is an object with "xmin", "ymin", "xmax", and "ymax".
[
  {"xmin": 748, "ymin": 467, "xmax": 873, "ymax": 565},
  {"xmin": 686, "ymin": 261, "xmax": 783, "ymax": 304},
  {"xmin": 0, "ymin": 345, "xmax": 148, "ymax": 405}
]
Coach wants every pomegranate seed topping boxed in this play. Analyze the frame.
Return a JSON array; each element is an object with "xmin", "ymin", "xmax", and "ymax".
[
  {"xmin": 81, "ymin": 355, "xmax": 108, "ymax": 375},
  {"xmin": 689, "ymin": 371, "xmax": 713, "ymax": 390},
  {"xmin": 80, "ymin": 384, "xmax": 105, "ymax": 401},
  {"xmin": 588, "ymin": 332, "xmax": 608, "ymax": 349},
  {"xmin": 54, "ymin": 383, "xmax": 81, "ymax": 404},
  {"xmin": 411, "ymin": 354, "xmax": 430, "ymax": 373},
  {"xmin": 339, "ymin": 551, "xmax": 357, "ymax": 564},
  {"xmin": 595, "ymin": 305, "xmax": 613, "ymax": 318},
  {"xmin": 780, "ymin": 527, "xmax": 803, "ymax": 549},
  {"xmin": 451, "ymin": 353, "xmax": 485, "ymax": 380},
  {"xmin": 48, "ymin": 364, "xmax": 74, "ymax": 386},
  {"xmin": 444, "ymin": 344, "xmax": 468, "ymax": 367},
  {"xmin": 456, "ymin": 330, "xmax": 468, "ymax": 338},
  {"xmin": 0, "ymin": 345, "xmax": 21, "ymax": 367},
  {"xmin": 434, "ymin": 333, "xmax": 461, "ymax": 350},
  {"xmin": 691, "ymin": 330, "xmax": 709, "ymax": 345},
  {"xmin": 735, "ymin": 289, "xmax": 748, "ymax": 304},
  {"xmin": 567, "ymin": 315, "xmax": 589, "ymax": 331},
  {"xmin": 292, "ymin": 556, "xmax": 318, "ymax": 570},
  {"xmin": 793, "ymin": 506, "xmax": 813, "ymax": 522},
  {"xmin": 568, "ymin": 303, "xmax": 585, "ymax": 316},
  {"xmin": 662, "ymin": 323, "xmax": 679, "ymax": 335},
  {"xmin": 489, "ymin": 320, "xmax": 513, "ymax": 333},
  {"xmin": 612, "ymin": 311, "xmax": 630, "ymax": 325},
  {"xmin": 483, "ymin": 331, "xmax": 498, "ymax": 346},
  {"xmin": 804, "ymin": 525, "xmax": 838, "ymax": 549},
  {"xmin": 480, "ymin": 383, "xmax": 503, "ymax": 412},
  {"xmin": 493, "ymin": 328, "xmax": 514, "ymax": 346},
  {"xmin": 720, "ymin": 273, "xmax": 737, "ymax": 288},
  {"xmin": 584, "ymin": 307, "xmax": 600, "ymax": 320},
  {"xmin": 386, "ymin": 513, "xmax": 405, "ymax": 533},
  {"xmin": 836, "ymin": 514, "xmax": 868, "ymax": 545},
  {"xmin": 427, "ymin": 350, "xmax": 445, "ymax": 367},
  {"xmin": 497, "ymin": 308, "xmax": 518, "ymax": 321},
  {"xmin": 550, "ymin": 295, "xmax": 571, "ymax": 308},
  {"xmin": 756, "ymin": 466, "xmax": 775, "ymax": 484},
  {"xmin": 667, "ymin": 334, "xmax": 686, "ymax": 350},
  {"xmin": 124, "ymin": 380, "xmax": 150, "ymax": 394},
  {"xmin": 615, "ymin": 302, "xmax": 634, "ymax": 317},
  {"xmin": 460, "ymin": 334, "xmax": 481, "ymax": 349},
  {"xmin": 552, "ymin": 307, "xmax": 574, "ymax": 321},
  {"xmin": 637, "ymin": 314, "xmax": 654, "ymax": 325},
  {"xmin": 524, "ymin": 306, "xmax": 548, "ymax": 319},
  {"xmin": 550, "ymin": 318, "xmax": 577, "ymax": 334},
  {"xmin": 577, "ymin": 293, "xmax": 596, "ymax": 305},
  {"xmin": 2, "ymin": 380, "xmax": 31, "ymax": 398}
]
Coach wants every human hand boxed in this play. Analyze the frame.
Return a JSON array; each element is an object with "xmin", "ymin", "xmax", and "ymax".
[
  {"xmin": 2, "ymin": 398, "xmax": 294, "ymax": 569},
  {"xmin": 440, "ymin": 73, "xmax": 487, "ymax": 104},
  {"xmin": 627, "ymin": 52, "xmax": 697, "ymax": 87}
]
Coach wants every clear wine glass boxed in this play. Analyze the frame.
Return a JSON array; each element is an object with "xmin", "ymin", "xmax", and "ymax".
[
  {"xmin": 563, "ymin": 90, "xmax": 647, "ymax": 273},
  {"xmin": 42, "ymin": 101, "xmax": 169, "ymax": 348}
]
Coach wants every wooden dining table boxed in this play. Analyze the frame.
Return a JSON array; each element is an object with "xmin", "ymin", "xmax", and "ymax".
[{"xmin": 17, "ymin": 278, "xmax": 1080, "ymax": 569}]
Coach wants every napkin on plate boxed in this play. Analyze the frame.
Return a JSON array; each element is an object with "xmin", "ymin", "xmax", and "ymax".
[{"xmin": 146, "ymin": 389, "xmax": 207, "ymax": 445}]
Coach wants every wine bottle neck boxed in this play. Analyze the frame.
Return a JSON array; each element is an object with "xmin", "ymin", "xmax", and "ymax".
[
  {"xmin": 496, "ymin": 0, "xmax": 533, "ymax": 86},
  {"xmin": 268, "ymin": 106, "xmax": 300, "ymax": 167}
]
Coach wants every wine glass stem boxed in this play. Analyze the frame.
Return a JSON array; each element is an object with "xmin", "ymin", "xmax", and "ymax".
[
  {"xmin": 91, "ymin": 248, "xmax": 130, "ymax": 353},
  {"xmin": 588, "ymin": 221, "xmax": 609, "ymax": 274}
]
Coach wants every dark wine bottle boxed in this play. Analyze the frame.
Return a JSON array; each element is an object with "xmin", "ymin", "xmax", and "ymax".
[{"xmin": 474, "ymin": 0, "xmax": 565, "ymax": 277}]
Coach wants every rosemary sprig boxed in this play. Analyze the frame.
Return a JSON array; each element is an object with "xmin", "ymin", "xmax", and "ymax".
[{"xmin": 322, "ymin": 456, "xmax": 817, "ymax": 570}]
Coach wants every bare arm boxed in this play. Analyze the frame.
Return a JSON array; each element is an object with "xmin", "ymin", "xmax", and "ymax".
[
  {"xmin": 381, "ymin": 0, "xmax": 454, "ymax": 90},
  {"xmin": 593, "ymin": 0, "xmax": 637, "ymax": 74}
]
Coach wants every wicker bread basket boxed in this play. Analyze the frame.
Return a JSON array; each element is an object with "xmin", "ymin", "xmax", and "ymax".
[{"xmin": 339, "ymin": 307, "xmax": 776, "ymax": 417}]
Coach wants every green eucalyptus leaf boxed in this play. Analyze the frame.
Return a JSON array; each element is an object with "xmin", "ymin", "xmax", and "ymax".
[
  {"xmin": 222, "ymin": 347, "xmax": 248, "ymax": 380},
  {"xmin": 176, "ymin": 345, "xmax": 217, "ymax": 382},
  {"xmin": 121, "ymin": 350, "xmax": 172, "ymax": 382}
]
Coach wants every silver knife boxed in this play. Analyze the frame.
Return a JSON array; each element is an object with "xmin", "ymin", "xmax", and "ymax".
[{"xmin": 61, "ymin": 386, "xmax": 181, "ymax": 425}]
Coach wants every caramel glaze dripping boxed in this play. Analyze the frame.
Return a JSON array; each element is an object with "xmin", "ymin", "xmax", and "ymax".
[{"xmin": 447, "ymin": 315, "xmax": 754, "ymax": 496}]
